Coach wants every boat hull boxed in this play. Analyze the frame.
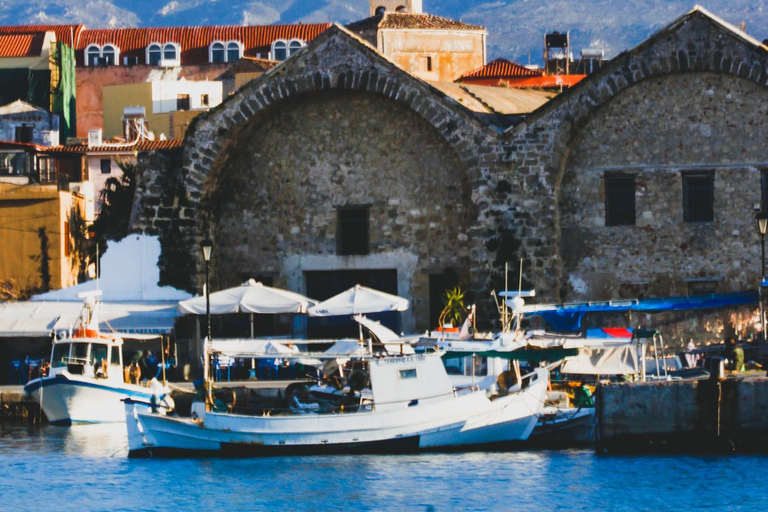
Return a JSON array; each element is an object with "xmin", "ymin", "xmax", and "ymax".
[
  {"xmin": 24, "ymin": 375, "xmax": 158, "ymax": 425},
  {"xmin": 125, "ymin": 369, "xmax": 548, "ymax": 457}
]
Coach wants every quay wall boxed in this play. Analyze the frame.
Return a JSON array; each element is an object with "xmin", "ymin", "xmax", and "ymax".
[{"xmin": 598, "ymin": 376, "xmax": 768, "ymax": 453}]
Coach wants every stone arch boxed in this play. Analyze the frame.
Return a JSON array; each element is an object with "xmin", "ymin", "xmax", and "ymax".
[{"xmin": 496, "ymin": 9, "xmax": 768, "ymax": 301}]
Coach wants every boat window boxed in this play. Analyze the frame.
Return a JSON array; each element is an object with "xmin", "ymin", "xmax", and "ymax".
[
  {"xmin": 71, "ymin": 343, "xmax": 88, "ymax": 363},
  {"xmin": 110, "ymin": 346, "xmax": 120, "ymax": 366},
  {"xmin": 52, "ymin": 343, "xmax": 70, "ymax": 367},
  {"xmin": 444, "ymin": 356, "xmax": 488, "ymax": 377},
  {"xmin": 399, "ymin": 368, "xmax": 417, "ymax": 379},
  {"xmin": 91, "ymin": 344, "xmax": 108, "ymax": 366}
]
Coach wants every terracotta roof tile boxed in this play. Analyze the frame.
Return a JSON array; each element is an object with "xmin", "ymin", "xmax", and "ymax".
[
  {"xmin": 378, "ymin": 13, "xmax": 484, "ymax": 31},
  {"xmin": 458, "ymin": 59, "xmax": 543, "ymax": 81},
  {"xmin": 48, "ymin": 139, "xmax": 184, "ymax": 153},
  {"xmin": 0, "ymin": 33, "xmax": 45, "ymax": 58},
  {"xmin": 0, "ymin": 24, "xmax": 83, "ymax": 47},
  {"xmin": 77, "ymin": 24, "xmax": 331, "ymax": 65}
]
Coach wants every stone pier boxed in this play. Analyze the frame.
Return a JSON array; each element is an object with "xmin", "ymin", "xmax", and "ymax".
[{"xmin": 597, "ymin": 375, "xmax": 768, "ymax": 453}]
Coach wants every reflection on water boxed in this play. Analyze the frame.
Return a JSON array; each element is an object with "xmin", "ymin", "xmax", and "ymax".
[{"xmin": 1, "ymin": 424, "xmax": 768, "ymax": 512}]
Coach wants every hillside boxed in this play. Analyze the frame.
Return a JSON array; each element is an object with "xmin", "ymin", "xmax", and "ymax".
[{"xmin": 0, "ymin": 0, "xmax": 765, "ymax": 63}]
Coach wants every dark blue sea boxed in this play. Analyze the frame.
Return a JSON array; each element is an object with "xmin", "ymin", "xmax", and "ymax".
[{"xmin": 1, "ymin": 423, "xmax": 766, "ymax": 511}]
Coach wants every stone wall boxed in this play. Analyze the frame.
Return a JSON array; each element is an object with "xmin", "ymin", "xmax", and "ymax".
[
  {"xmin": 559, "ymin": 72, "xmax": 768, "ymax": 300},
  {"xmin": 468, "ymin": 13, "xmax": 768, "ymax": 305}
]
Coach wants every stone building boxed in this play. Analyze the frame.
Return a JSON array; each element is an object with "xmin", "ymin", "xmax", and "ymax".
[
  {"xmin": 347, "ymin": 9, "xmax": 486, "ymax": 82},
  {"xmin": 129, "ymin": 7, "xmax": 768, "ymax": 337}
]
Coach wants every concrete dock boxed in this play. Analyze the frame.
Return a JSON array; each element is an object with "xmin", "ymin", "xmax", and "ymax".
[{"xmin": 597, "ymin": 374, "xmax": 768, "ymax": 453}]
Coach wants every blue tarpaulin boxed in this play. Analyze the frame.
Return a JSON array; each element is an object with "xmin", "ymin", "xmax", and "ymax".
[{"xmin": 533, "ymin": 291, "xmax": 758, "ymax": 332}]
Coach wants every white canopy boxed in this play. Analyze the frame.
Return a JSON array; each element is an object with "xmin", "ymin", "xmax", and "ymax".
[
  {"xmin": 210, "ymin": 338, "xmax": 297, "ymax": 357},
  {"xmin": 561, "ymin": 346, "xmax": 641, "ymax": 375},
  {"xmin": 0, "ymin": 300, "xmax": 179, "ymax": 336},
  {"xmin": 179, "ymin": 279, "xmax": 317, "ymax": 315},
  {"xmin": 308, "ymin": 285, "xmax": 409, "ymax": 317},
  {"xmin": 354, "ymin": 315, "xmax": 415, "ymax": 354}
]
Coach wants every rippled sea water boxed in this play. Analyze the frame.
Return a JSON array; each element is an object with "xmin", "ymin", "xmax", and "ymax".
[{"xmin": 1, "ymin": 423, "xmax": 767, "ymax": 512}]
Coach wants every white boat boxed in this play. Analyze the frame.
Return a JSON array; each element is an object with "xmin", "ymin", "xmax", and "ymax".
[
  {"xmin": 23, "ymin": 292, "xmax": 173, "ymax": 425},
  {"xmin": 124, "ymin": 353, "xmax": 548, "ymax": 457}
]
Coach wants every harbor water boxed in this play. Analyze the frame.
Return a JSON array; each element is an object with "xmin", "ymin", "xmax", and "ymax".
[{"xmin": 1, "ymin": 423, "xmax": 767, "ymax": 512}]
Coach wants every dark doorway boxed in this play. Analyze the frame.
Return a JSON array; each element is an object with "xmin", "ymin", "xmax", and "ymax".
[
  {"xmin": 429, "ymin": 270, "xmax": 459, "ymax": 330},
  {"xmin": 305, "ymin": 269, "xmax": 398, "ymax": 339}
]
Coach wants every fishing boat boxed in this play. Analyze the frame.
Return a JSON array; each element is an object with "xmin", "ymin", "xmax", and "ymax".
[
  {"xmin": 124, "ymin": 350, "xmax": 548, "ymax": 456},
  {"xmin": 23, "ymin": 291, "xmax": 173, "ymax": 425}
]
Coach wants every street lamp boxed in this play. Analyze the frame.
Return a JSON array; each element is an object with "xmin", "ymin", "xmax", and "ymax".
[
  {"xmin": 201, "ymin": 238, "xmax": 213, "ymax": 407},
  {"xmin": 756, "ymin": 214, "xmax": 768, "ymax": 340}
]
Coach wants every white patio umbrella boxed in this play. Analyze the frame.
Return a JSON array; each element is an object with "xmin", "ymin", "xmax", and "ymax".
[
  {"xmin": 179, "ymin": 279, "xmax": 317, "ymax": 315},
  {"xmin": 307, "ymin": 284, "xmax": 409, "ymax": 317}
]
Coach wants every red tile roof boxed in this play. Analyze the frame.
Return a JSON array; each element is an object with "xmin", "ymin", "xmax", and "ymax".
[
  {"xmin": 379, "ymin": 13, "xmax": 484, "ymax": 31},
  {"xmin": 348, "ymin": 13, "xmax": 484, "ymax": 33},
  {"xmin": 0, "ymin": 24, "xmax": 83, "ymax": 47},
  {"xmin": 0, "ymin": 33, "xmax": 45, "ymax": 58},
  {"xmin": 458, "ymin": 58, "xmax": 542, "ymax": 81},
  {"xmin": 47, "ymin": 139, "xmax": 184, "ymax": 153},
  {"xmin": 77, "ymin": 24, "xmax": 331, "ymax": 65}
]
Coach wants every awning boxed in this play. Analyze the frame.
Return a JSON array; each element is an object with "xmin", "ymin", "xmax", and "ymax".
[
  {"xmin": 529, "ymin": 291, "xmax": 757, "ymax": 331},
  {"xmin": 0, "ymin": 301, "xmax": 180, "ymax": 336}
]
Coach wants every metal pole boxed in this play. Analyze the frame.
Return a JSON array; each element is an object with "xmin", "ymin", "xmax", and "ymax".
[
  {"xmin": 204, "ymin": 259, "xmax": 212, "ymax": 408},
  {"xmin": 762, "ymin": 233, "xmax": 766, "ymax": 341}
]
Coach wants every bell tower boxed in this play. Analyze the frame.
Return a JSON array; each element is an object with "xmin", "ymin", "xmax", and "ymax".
[{"xmin": 370, "ymin": 0, "xmax": 423, "ymax": 16}]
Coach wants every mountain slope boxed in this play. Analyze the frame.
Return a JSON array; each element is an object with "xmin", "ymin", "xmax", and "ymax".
[{"xmin": 0, "ymin": 0, "xmax": 764, "ymax": 63}]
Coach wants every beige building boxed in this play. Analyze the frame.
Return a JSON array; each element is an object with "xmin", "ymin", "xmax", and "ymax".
[
  {"xmin": 349, "ymin": 3, "xmax": 486, "ymax": 83},
  {"xmin": 0, "ymin": 182, "xmax": 84, "ymax": 293},
  {"xmin": 102, "ymin": 80, "xmax": 223, "ymax": 139}
]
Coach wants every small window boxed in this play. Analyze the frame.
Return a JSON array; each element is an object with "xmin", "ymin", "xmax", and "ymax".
[
  {"xmin": 147, "ymin": 44, "xmax": 162, "ymax": 65},
  {"xmin": 337, "ymin": 206, "xmax": 370, "ymax": 256},
  {"xmin": 123, "ymin": 56, "xmax": 138, "ymax": 66},
  {"xmin": 399, "ymin": 369, "xmax": 417, "ymax": 379},
  {"xmin": 52, "ymin": 343, "xmax": 70, "ymax": 367},
  {"xmin": 421, "ymin": 56, "xmax": 432, "ymax": 72},
  {"xmin": 102, "ymin": 45, "xmax": 117, "ymax": 65},
  {"xmin": 683, "ymin": 172, "xmax": 714, "ymax": 223},
  {"xmin": 761, "ymin": 169, "xmax": 768, "ymax": 213},
  {"xmin": 226, "ymin": 41, "xmax": 241, "ymax": 62},
  {"xmin": 211, "ymin": 42, "xmax": 225, "ymax": 63},
  {"xmin": 288, "ymin": 40, "xmax": 303, "ymax": 56},
  {"xmin": 605, "ymin": 174, "xmax": 636, "ymax": 226},
  {"xmin": 273, "ymin": 40, "xmax": 287, "ymax": 61},
  {"xmin": 110, "ymin": 345, "xmax": 120, "ymax": 366},
  {"xmin": 86, "ymin": 45, "xmax": 101, "ymax": 66},
  {"xmin": 396, "ymin": 5, "xmax": 408, "ymax": 12},
  {"xmin": 163, "ymin": 43, "xmax": 177, "ymax": 61},
  {"xmin": 177, "ymin": 94, "xmax": 190, "ymax": 111},
  {"xmin": 100, "ymin": 159, "xmax": 111, "ymax": 174},
  {"xmin": 688, "ymin": 280, "xmax": 718, "ymax": 296},
  {"xmin": 14, "ymin": 125, "xmax": 33, "ymax": 143},
  {"xmin": 201, "ymin": 94, "xmax": 209, "ymax": 107}
]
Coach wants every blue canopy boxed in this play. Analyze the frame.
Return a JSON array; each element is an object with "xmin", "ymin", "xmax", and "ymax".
[{"xmin": 533, "ymin": 291, "xmax": 757, "ymax": 332}]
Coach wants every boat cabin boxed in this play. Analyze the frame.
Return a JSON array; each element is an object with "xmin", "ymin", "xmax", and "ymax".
[{"xmin": 50, "ymin": 336, "xmax": 123, "ymax": 381}]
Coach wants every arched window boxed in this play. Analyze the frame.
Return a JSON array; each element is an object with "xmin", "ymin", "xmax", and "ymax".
[
  {"xmin": 375, "ymin": 6, "xmax": 386, "ymax": 15},
  {"xmin": 226, "ymin": 41, "xmax": 241, "ymax": 62},
  {"xmin": 396, "ymin": 5, "xmax": 407, "ymax": 12},
  {"xmin": 272, "ymin": 40, "xmax": 287, "ymax": 61},
  {"xmin": 86, "ymin": 45, "xmax": 101, "ymax": 66},
  {"xmin": 288, "ymin": 40, "xmax": 303, "ymax": 56},
  {"xmin": 163, "ymin": 43, "xmax": 178, "ymax": 61},
  {"xmin": 147, "ymin": 43, "xmax": 162, "ymax": 65},
  {"xmin": 102, "ymin": 44, "xmax": 118, "ymax": 66},
  {"xmin": 210, "ymin": 41, "xmax": 225, "ymax": 63}
]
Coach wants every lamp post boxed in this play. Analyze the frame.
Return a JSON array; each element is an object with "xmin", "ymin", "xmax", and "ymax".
[
  {"xmin": 757, "ymin": 214, "xmax": 768, "ymax": 341},
  {"xmin": 201, "ymin": 238, "xmax": 213, "ymax": 407}
]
